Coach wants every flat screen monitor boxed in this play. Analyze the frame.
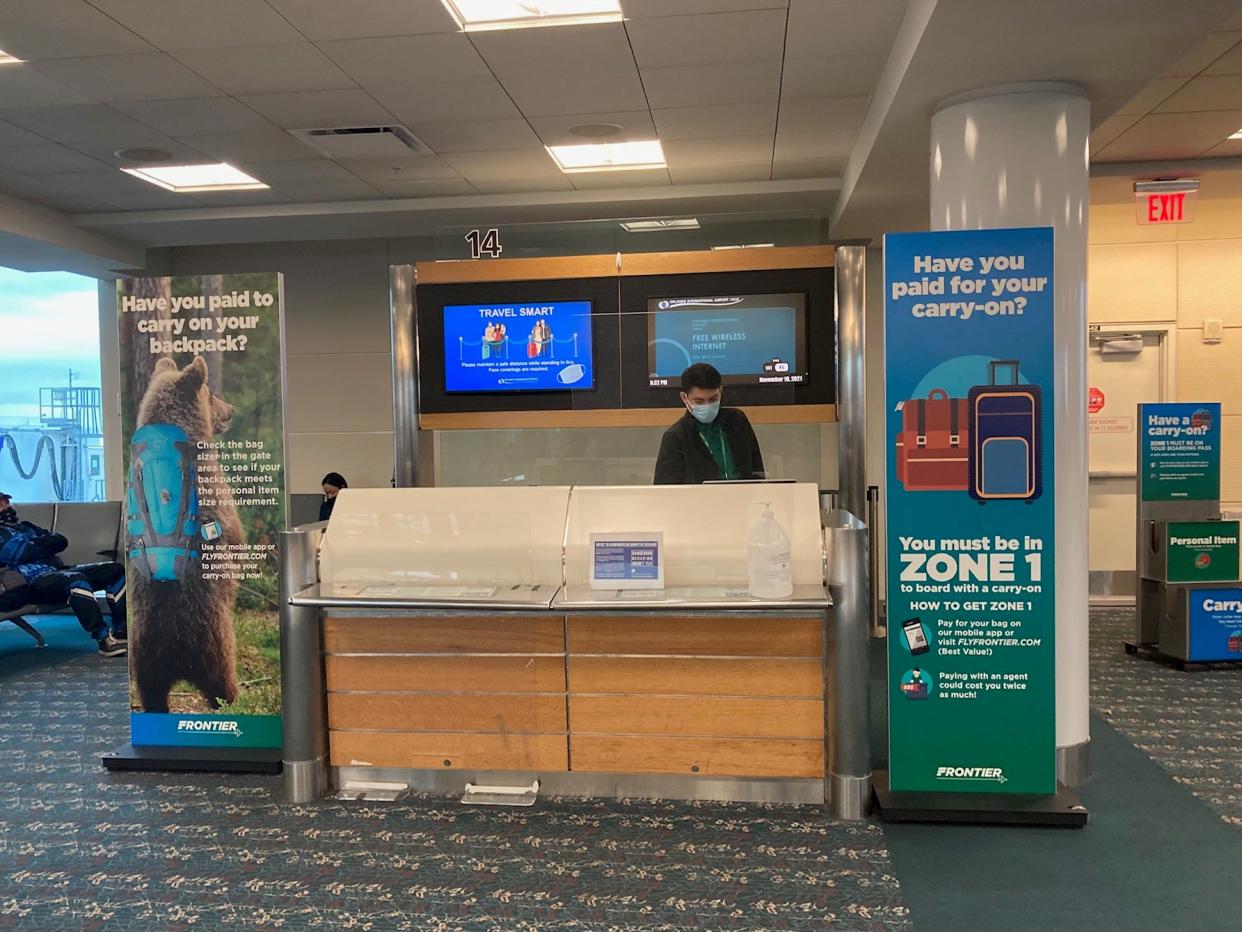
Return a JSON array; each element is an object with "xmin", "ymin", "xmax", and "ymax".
[
  {"xmin": 442, "ymin": 300, "xmax": 595, "ymax": 393},
  {"xmin": 646, "ymin": 292, "xmax": 807, "ymax": 388}
]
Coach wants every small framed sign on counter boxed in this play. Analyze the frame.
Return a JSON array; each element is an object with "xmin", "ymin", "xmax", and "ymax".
[{"xmin": 589, "ymin": 532, "xmax": 664, "ymax": 590}]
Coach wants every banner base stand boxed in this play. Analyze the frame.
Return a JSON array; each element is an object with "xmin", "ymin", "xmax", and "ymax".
[
  {"xmin": 872, "ymin": 771, "xmax": 1088, "ymax": 828},
  {"xmin": 102, "ymin": 743, "xmax": 282, "ymax": 775}
]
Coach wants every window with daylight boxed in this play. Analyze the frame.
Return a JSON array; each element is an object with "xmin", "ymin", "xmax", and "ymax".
[{"xmin": 0, "ymin": 267, "xmax": 105, "ymax": 502}]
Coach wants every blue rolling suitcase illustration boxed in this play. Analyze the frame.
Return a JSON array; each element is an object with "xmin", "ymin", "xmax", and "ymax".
[{"xmin": 967, "ymin": 360, "xmax": 1041, "ymax": 502}]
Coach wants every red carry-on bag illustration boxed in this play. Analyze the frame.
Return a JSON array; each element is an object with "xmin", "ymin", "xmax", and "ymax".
[
  {"xmin": 967, "ymin": 359, "xmax": 1042, "ymax": 502},
  {"xmin": 895, "ymin": 389, "xmax": 969, "ymax": 491}
]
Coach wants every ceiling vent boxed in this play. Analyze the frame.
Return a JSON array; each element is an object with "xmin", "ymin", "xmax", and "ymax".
[{"xmin": 289, "ymin": 125, "xmax": 430, "ymax": 160}]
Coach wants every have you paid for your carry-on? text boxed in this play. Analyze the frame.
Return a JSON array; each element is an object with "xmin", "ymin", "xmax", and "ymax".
[{"xmin": 890, "ymin": 254, "xmax": 1049, "ymax": 321}]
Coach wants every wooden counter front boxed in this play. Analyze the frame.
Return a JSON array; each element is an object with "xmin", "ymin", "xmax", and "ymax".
[{"xmin": 324, "ymin": 611, "xmax": 826, "ymax": 781}]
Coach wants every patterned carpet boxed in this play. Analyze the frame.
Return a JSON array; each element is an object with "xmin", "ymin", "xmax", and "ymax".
[
  {"xmin": 0, "ymin": 618, "xmax": 912, "ymax": 931},
  {"xmin": 1089, "ymin": 607, "xmax": 1242, "ymax": 827}
]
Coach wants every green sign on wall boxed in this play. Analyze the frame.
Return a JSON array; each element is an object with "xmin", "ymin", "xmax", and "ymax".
[
  {"xmin": 1139, "ymin": 403, "xmax": 1221, "ymax": 503},
  {"xmin": 1165, "ymin": 521, "xmax": 1240, "ymax": 583}
]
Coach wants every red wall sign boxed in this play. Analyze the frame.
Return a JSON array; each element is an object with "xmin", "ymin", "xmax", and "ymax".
[
  {"xmin": 1136, "ymin": 191, "xmax": 1196, "ymax": 224},
  {"xmin": 1088, "ymin": 386, "xmax": 1105, "ymax": 414}
]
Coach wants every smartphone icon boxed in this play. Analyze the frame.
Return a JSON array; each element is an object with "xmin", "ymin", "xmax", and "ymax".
[{"xmin": 902, "ymin": 617, "xmax": 931, "ymax": 655}]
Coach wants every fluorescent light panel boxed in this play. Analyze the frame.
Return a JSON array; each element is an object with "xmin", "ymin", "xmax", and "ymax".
[
  {"xmin": 620, "ymin": 218, "xmax": 699, "ymax": 232},
  {"xmin": 711, "ymin": 243, "xmax": 775, "ymax": 250},
  {"xmin": 1230, "ymin": 127, "xmax": 1242, "ymax": 140},
  {"xmin": 440, "ymin": 0, "xmax": 622, "ymax": 31},
  {"xmin": 122, "ymin": 163, "xmax": 268, "ymax": 193},
  {"xmin": 548, "ymin": 139, "xmax": 665, "ymax": 173},
  {"xmin": 0, "ymin": 49, "xmax": 24, "ymax": 64}
]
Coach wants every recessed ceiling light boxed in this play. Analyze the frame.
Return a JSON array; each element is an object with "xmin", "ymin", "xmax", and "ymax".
[
  {"xmin": 0, "ymin": 49, "xmax": 24, "ymax": 65},
  {"xmin": 440, "ymin": 0, "xmax": 623, "ymax": 31},
  {"xmin": 1229, "ymin": 127, "xmax": 1242, "ymax": 140},
  {"xmin": 113, "ymin": 147, "xmax": 175, "ymax": 164},
  {"xmin": 619, "ymin": 218, "xmax": 699, "ymax": 233},
  {"xmin": 568, "ymin": 122, "xmax": 624, "ymax": 139},
  {"xmin": 121, "ymin": 163, "xmax": 268, "ymax": 193},
  {"xmin": 548, "ymin": 139, "xmax": 665, "ymax": 173},
  {"xmin": 711, "ymin": 243, "xmax": 775, "ymax": 250}
]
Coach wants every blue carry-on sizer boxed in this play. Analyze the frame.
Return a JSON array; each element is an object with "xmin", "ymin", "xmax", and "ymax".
[{"xmin": 967, "ymin": 359, "xmax": 1041, "ymax": 502}]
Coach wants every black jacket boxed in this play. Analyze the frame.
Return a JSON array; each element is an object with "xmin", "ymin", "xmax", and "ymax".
[{"xmin": 654, "ymin": 408, "xmax": 765, "ymax": 484}]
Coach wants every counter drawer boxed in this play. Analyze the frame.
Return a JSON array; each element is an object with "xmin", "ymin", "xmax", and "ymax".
[
  {"xmin": 570, "ymin": 695, "xmax": 822, "ymax": 739},
  {"xmin": 324, "ymin": 615, "xmax": 565, "ymax": 654},
  {"xmin": 330, "ymin": 731, "xmax": 568, "ymax": 771},
  {"xmin": 326, "ymin": 655, "xmax": 567, "ymax": 693},
  {"xmin": 329, "ymin": 693, "xmax": 568, "ymax": 734},
  {"xmin": 568, "ymin": 656, "xmax": 822, "ymax": 698},
  {"xmin": 568, "ymin": 615, "xmax": 822, "ymax": 657},
  {"xmin": 571, "ymin": 735, "xmax": 823, "ymax": 779}
]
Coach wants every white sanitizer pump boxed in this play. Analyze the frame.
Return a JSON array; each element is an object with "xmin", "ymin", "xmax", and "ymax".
[{"xmin": 747, "ymin": 502, "xmax": 793, "ymax": 599}]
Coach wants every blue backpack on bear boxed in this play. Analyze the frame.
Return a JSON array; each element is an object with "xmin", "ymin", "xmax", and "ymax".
[{"xmin": 126, "ymin": 423, "xmax": 200, "ymax": 581}]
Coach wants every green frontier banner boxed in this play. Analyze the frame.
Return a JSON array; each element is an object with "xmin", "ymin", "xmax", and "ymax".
[
  {"xmin": 1139, "ymin": 402, "xmax": 1220, "ymax": 502},
  {"xmin": 117, "ymin": 274, "xmax": 286, "ymax": 749},
  {"xmin": 884, "ymin": 228, "xmax": 1056, "ymax": 795}
]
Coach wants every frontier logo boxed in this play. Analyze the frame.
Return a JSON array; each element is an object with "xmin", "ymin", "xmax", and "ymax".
[
  {"xmin": 177, "ymin": 719, "xmax": 244, "ymax": 738},
  {"xmin": 935, "ymin": 765, "xmax": 1007, "ymax": 784}
]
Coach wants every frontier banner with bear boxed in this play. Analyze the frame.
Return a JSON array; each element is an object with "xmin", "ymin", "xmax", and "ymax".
[{"xmin": 117, "ymin": 274, "xmax": 286, "ymax": 750}]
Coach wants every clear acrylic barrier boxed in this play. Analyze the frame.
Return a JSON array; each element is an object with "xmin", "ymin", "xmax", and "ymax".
[
  {"xmin": 318, "ymin": 487, "xmax": 571, "ymax": 594},
  {"xmin": 563, "ymin": 483, "xmax": 824, "ymax": 590}
]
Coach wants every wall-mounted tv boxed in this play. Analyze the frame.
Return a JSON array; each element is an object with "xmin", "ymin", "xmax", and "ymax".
[
  {"xmin": 646, "ymin": 292, "xmax": 808, "ymax": 388},
  {"xmin": 442, "ymin": 300, "xmax": 595, "ymax": 393}
]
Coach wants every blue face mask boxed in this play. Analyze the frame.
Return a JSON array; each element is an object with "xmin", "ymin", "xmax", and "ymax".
[{"xmin": 689, "ymin": 400, "xmax": 720, "ymax": 424}]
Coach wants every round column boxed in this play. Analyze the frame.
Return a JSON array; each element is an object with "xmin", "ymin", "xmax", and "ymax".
[{"xmin": 929, "ymin": 83, "xmax": 1090, "ymax": 782}]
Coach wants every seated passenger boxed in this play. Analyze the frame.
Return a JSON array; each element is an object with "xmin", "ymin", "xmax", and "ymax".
[
  {"xmin": 0, "ymin": 492, "xmax": 127, "ymax": 657},
  {"xmin": 319, "ymin": 472, "xmax": 348, "ymax": 522}
]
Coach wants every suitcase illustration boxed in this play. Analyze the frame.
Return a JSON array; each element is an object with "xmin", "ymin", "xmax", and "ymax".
[
  {"xmin": 896, "ymin": 389, "xmax": 969, "ymax": 491},
  {"xmin": 967, "ymin": 360, "xmax": 1041, "ymax": 502}
]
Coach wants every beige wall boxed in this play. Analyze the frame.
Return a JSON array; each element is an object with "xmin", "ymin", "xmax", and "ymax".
[{"xmin": 1090, "ymin": 171, "xmax": 1242, "ymax": 507}]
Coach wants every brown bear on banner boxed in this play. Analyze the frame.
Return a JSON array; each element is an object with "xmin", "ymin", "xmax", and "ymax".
[{"xmin": 129, "ymin": 356, "xmax": 243, "ymax": 713}]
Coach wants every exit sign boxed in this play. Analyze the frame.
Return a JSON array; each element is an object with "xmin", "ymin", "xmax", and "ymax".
[{"xmin": 1135, "ymin": 180, "xmax": 1198, "ymax": 225}]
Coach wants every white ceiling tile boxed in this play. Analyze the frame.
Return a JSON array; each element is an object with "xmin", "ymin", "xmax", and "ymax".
[
  {"xmin": 1199, "ymin": 137, "xmax": 1242, "ymax": 158},
  {"xmin": 0, "ymin": 103, "xmax": 168, "ymax": 145},
  {"xmin": 471, "ymin": 23, "xmax": 636, "ymax": 78},
  {"xmin": 334, "ymin": 155, "xmax": 462, "ymax": 183},
  {"xmin": 773, "ymin": 128, "xmax": 858, "ymax": 161},
  {"xmin": 780, "ymin": 54, "xmax": 884, "ymax": 101},
  {"xmin": 32, "ymin": 191, "xmax": 122, "ymax": 212},
  {"xmin": 318, "ymin": 34, "xmax": 491, "ymax": 86},
  {"xmin": 73, "ymin": 137, "xmax": 213, "ymax": 167},
  {"xmin": 1091, "ymin": 111, "xmax": 1242, "ymax": 162},
  {"xmin": 663, "ymin": 135, "xmax": 774, "ymax": 166},
  {"xmin": 467, "ymin": 175, "xmax": 575, "ymax": 194},
  {"xmin": 0, "ymin": 68, "xmax": 90, "ymax": 107},
  {"xmin": 369, "ymin": 177, "xmax": 478, "ymax": 198},
  {"xmin": 88, "ymin": 0, "xmax": 304, "ymax": 50},
  {"xmin": 175, "ymin": 131, "xmax": 321, "ymax": 163},
  {"xmin": 643, "ymin": 62, "xmax": 782, "ymax": 109},
  {"xmin": 772, "ymin": 155, "xmax": 842, "ymax": 180},
  {"xmin": 184, "ymin": 188, "xmax": 296, "ymax": 207},
  {"xmin": 626, "ymin": 9, "xmax": 788, "ymax": 69},
  {"xmin": 115, "ymin": 98, "xmax": 277, "ymax": 137},
  {"xmin": 1162, "ymin": 31, "xmax": 1242, "ymax": 77},
  {"xmin": 0, "ymin": 0, "xmax": 152, "ymax": 60},
  {"xmin": 30, "ymin": 53, "xmax": 224, "ymax": 103},
  {"xmin": 0, "ymin": 119, "xmax": 51, "ymax": 147},
  {"xmin": 244, "ymin": 158, "xmax": 380, "ymax": 196},
  {"xmin": 1154, "ymin": 74, "xmax": 1242, "ymax": 113},
  {"xmin": 43, "ymin": 169, "xmax": 199, "ymax": 208},
  {"xmin": 413, "ymin": 119, "xmax": 543, "ymax": 154},
  {"xmin": 265, "ymin": 0, "xmax": 459, "ymax": 41},
  {"xmin": 442, "ymin": 148, "xmax": 561, "ymax": 178},
  {"xmin": 1089, "ymin": 112, "xmax": 1144, "ymax": 152},
  {"xmin": 528, "ymin": 111, "xmax": 657, "ymax": 146},
  {"xmin": 668, "ymin": 161, "xmax": 772, "ymax": 184},
  {"xmin": 784, "ymin": 0, "xmax": 902, "ymax": 59},
  {"xmin": 623, "ymin": 0, "xmax": 788, "ymax": 15},
  {"xmin": 0, "ymin": 171, "xmax": 59, "ymax": 200},
  {"xmin": 0, "ymin": 143, "xmax": 112, "ymax": 173},
  {"xmin": 653, "ymin": 102, "xmax": 777, "ymax": 140},
  {"xmin": 1116, "ymin": 77, "xmax": 1187, "ymax": 115},
  {"xmin": 569, "ymin": 167, "xmax": 671, "ymax": 189},
  {"xmin": 240, "ymin": 89, "xmax": 396, "ymax": 130},
  {"xmin": 777, "ymin": 96, "xmax": 868, "ymax": 136},
  {"xmin": 1204, "ymin": 35, "xmax": 1242, "ymax": 75},
  {"xmin": 173, "ymin": 44, "xmax": 356, "ymax": 96},
  {"xmin": 502, "ymin": 70, "xmax": 647, "ymax": 117},
  {"xmin": 369, "ymin": 77, "xmax": 521, "ymax": 124}
]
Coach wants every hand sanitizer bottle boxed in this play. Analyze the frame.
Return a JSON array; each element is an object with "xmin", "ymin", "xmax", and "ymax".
[{"xmin": 748, "ymin": 502, "xmax": 793, "ymax": 599}]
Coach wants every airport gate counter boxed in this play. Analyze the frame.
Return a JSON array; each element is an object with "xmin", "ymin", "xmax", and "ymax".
[{"xmin": 278, "ymin": 484, "xmax": 871, "ymax": 810}]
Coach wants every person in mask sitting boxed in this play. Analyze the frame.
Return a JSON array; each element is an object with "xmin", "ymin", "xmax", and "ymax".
[{"xmin": 654, "ymin": 363, "xmax": 766, "ymax": 484}]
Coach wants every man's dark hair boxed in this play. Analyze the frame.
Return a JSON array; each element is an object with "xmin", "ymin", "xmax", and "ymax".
[
  {"xmin": 321, "ymin": 472, "xmax": 348, "ymax": 489},
  {"xmin": 681, "ymin": 363, "xmax": 722, "ymax": 393}
]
